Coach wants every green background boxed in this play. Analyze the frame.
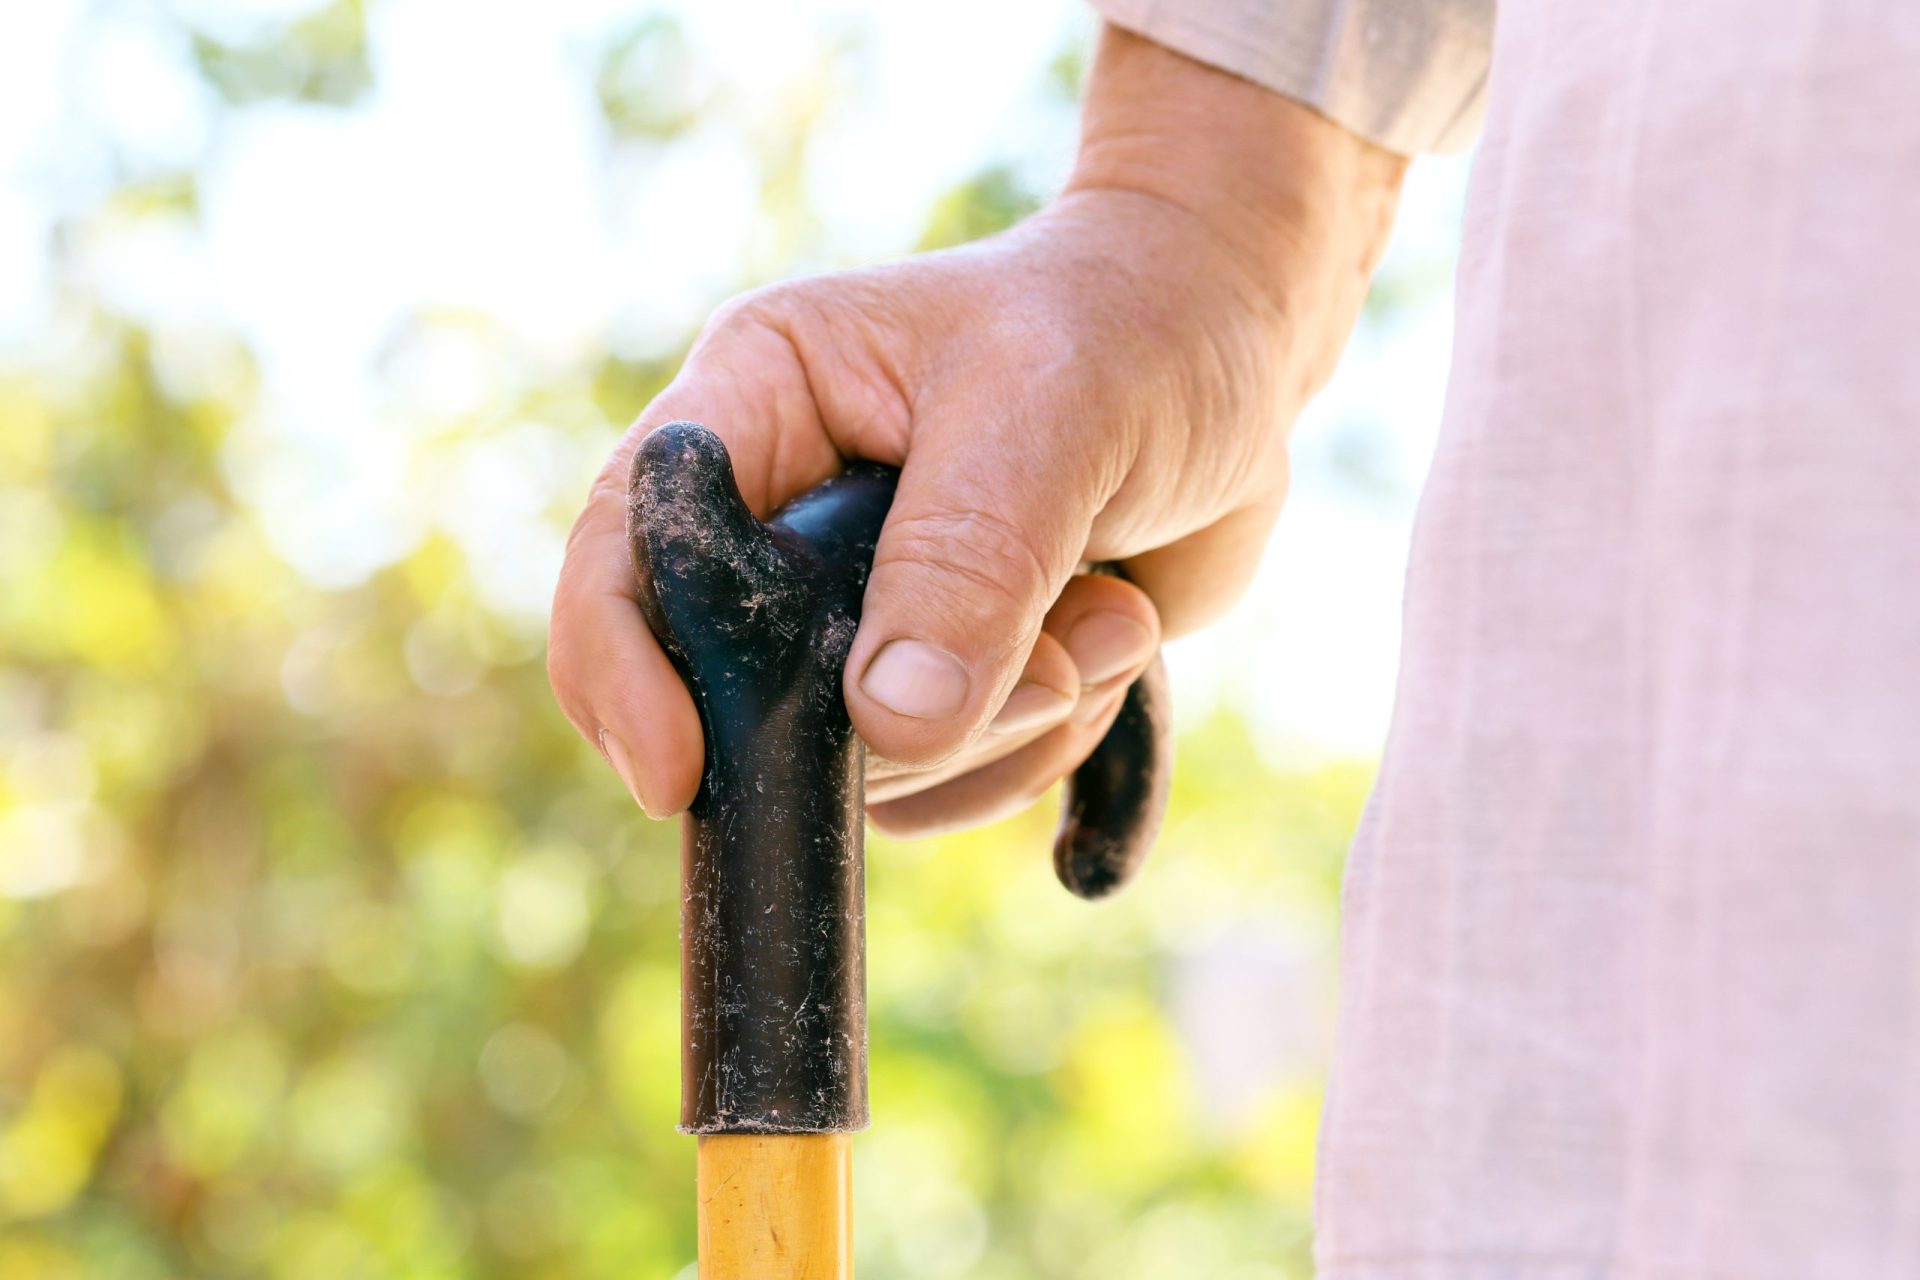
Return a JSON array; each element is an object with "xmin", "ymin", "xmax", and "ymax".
[{"xmin": 0, "ymin": 3, "xmax": 1459, "ymax": 1274}]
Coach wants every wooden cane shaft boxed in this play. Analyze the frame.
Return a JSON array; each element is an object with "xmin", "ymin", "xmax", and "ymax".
[{"xmin": 697, "ymin": 1134, "xmax": 853, "ymax": 1279}]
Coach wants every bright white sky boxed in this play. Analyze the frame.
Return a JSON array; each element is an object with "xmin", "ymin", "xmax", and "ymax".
[{"xmin": 0, "ymin": 0, "xmax": 1472, "ymax": 761}]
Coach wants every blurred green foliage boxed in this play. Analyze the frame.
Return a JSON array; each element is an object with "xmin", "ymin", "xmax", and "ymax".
[
  {"xmin": 595, "ymin": 16, "xmax": 709, "ymax": 143},
  {"xmin": 0, "ymin": 6, "xmax": 1376, "ymax": 1276},
  {"xmin": 192, "ymin": 1, "xmax": 374, "ymax": 108},
  {"xmin": 917, "ymin": 166, "xmax": 1041, "ymax": 254}
]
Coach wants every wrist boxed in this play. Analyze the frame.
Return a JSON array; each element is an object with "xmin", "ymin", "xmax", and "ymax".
[{"xmin": 1062, "ymin": 25, "xmax": 1406, "ymax": 327}]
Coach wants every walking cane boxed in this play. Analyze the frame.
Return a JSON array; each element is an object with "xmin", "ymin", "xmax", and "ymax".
[{"xmin": 629, "ymin": 422, "xmax": 1171, "ymax": 1278}]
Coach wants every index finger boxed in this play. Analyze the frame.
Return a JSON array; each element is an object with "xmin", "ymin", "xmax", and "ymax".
[
  {"xmin": 546, "ymin": 306, "xmax": 851, "ymax": 816},
  {"xmin": 547, "ymin": 432, "xmax": 704, "ymax": 816}
]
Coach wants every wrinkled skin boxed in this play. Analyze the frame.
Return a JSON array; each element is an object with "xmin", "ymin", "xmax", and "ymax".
[{"xmin": 548, "ymin": 25, "xmax": 1405, "ymax": 843}]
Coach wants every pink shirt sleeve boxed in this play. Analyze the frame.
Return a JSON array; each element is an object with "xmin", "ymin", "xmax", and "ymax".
[{"xmin": 1087, "ymin": 0, "xmax": 1492, "ymax": 154}]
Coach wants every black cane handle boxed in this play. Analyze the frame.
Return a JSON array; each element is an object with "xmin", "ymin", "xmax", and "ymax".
[{"xmin": 629, "ymin": 421, "xmax": 1171, "ymax": 1135}]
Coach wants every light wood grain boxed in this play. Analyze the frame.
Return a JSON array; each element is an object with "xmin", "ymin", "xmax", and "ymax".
[{"xmin": 697, "ymin": 1133, "xmax": 853, "ymax": 1279}]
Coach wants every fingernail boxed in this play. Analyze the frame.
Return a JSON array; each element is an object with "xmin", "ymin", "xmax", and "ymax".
[
  {"xmin": 989, "ymin": 682, "xmax": 1074, "ymax": 735},
  {"xmin": 600, "ymin": 728, "xmax": 660, "ymax": 818},
  {"xmin": 861, "ymin": 639, "xmax": 971, "ymax": 720},
  {"xmin": 1064, "ymin": 612, "xmax": 1154, "ymax": 686}
]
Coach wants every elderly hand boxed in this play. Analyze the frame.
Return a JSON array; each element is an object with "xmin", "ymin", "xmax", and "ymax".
[{"xmin": 548, "ymin": 25, "xmax": 1405, "ymax": 836}]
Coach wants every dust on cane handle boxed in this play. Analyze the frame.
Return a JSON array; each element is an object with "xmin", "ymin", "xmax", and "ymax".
[{"xmin": 628, "ymin": 421, "xmax": 1171, "ymax": 1136}]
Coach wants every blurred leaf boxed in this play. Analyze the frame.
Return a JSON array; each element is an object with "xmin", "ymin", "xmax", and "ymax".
[
  {"xmin": 1048, "ymin": 41, "xmax": 1088, "ymax": 102},
  {"xmin": 916, "ymin": 165, "xmax": 1042, "ymax": 252},
  {"xmin": 190, "ymin": 1, "xmax": 372, "ymax": 108},
  {"xmin": 595, "ymin": 16, "xmax": 707, "ymax": 142},
  {"xmin": 589, "ymin": 353, "xmax": 678, "ymax": 427}
]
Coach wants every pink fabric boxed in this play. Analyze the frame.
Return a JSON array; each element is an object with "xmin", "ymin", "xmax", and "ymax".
[{"xmin": 1315, "ymin": 2, "xmax": 1920, "ymax": 1276}]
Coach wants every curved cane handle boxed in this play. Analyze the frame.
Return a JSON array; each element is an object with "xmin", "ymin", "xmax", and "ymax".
[{"xmin": 629, "ymin": 421, "xmax": 1171, "ymax": 1135}]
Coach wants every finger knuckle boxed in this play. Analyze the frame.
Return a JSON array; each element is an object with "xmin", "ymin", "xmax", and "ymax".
[
  {"xmin": 704, "ymin": 281, "xmax": 806, "ymax": 345},
  {"xmin": 880, "ymin": 505, "xmax": 1054, "ymax": 628}
]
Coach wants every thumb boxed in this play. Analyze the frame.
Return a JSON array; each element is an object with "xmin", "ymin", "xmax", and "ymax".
[{"xmin": 845, "ymin": 416, "xmax": 1108, "ymax": 766}]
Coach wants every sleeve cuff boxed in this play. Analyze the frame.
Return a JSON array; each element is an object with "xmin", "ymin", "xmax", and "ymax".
[{"xmin": 1088, "ymin": 0, "xmax": 1492, "ymax": 156}]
